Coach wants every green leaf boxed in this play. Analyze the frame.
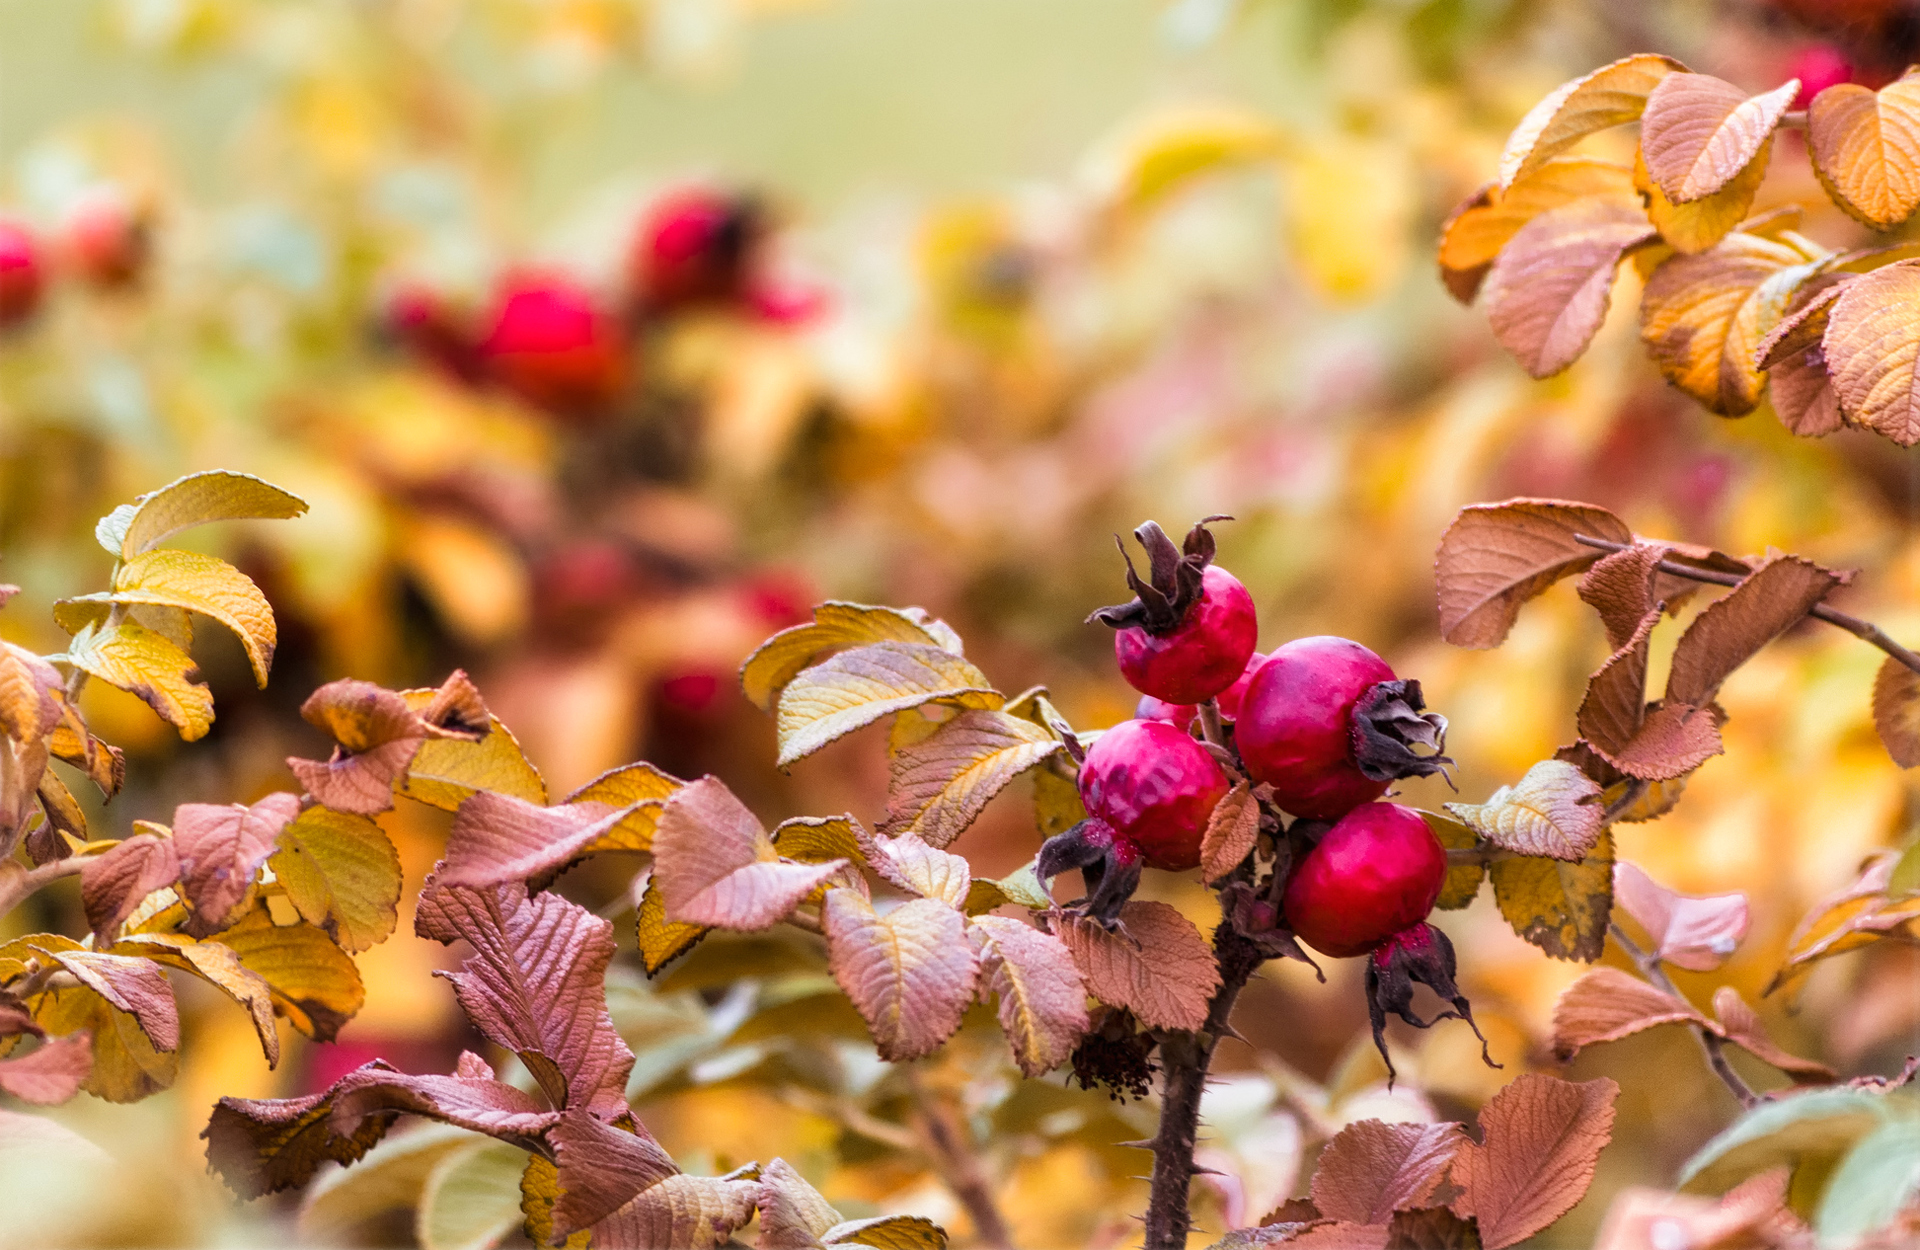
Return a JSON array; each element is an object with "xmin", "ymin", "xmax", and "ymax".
[
  {"xmin": 1815, "ymin": 1119, "xmax": 1920, "ymax": 1245},
  {"xmin": 416, "ymin": 1138, "xmax": 529, "ymax": 1250},
  {"xmin": 64, "ymin": 619, "xmax": 214, "ymax": 740},
  {"xmin": 1419, "ymin": 809, "xmax": 1487, "ymax": 911},
  {"xmin": 740, "ymin": 602, "xmax": 964, "ymax": 712},
  {"xmin": 271, "ymin": 807, "xmax": 403, "ymax": 953},
  {"xmin": 1679, "ymin": 1087, "xmax": 1895, "ymax": 1192},
  {"xmin": 99, "ymin": 470, "xmax": 308, "ymax": 561},
  {"xmin": 775, "ymin": 642, "xmax": 1002, "ymax": 768},
  {"xmin": 1489, "ymin": 830, "xmax": 1615, "ymax": 961}
]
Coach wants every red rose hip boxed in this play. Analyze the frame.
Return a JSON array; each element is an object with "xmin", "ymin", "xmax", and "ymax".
[
  {"xmin": 478, "ymin": 273, "xmax": 628, "ymax": 415},
  {"xmin": 1282, "ymin": 802, "xmax": 1445, "ymax": 959},
  {"xmin": 0, "ymin": 220, "xmax": 45, "ymax": 328},
  {"xmin": 1091, "ymin": 518, "xmax": 1258, "ymax": 704},
  {"xmin": 1078, "ymin": 719, "xmax": 1227, "ymax": 872}
]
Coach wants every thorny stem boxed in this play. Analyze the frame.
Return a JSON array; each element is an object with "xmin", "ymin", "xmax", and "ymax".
[
  {"xmin": 1143, "ymin": 920, "xmax": 1265, "ymax": 1250},
  {"xmin": 902, "ymin": 1068, "xmax": 1017, "ymax": 1250},
  {"xmin": 1610, "ymin": 922, "xmax": 1759, "ymax": 1110},
  {"xmin": 1573, "ymin": 534, "xmax": 1920, "ymax": 677}
]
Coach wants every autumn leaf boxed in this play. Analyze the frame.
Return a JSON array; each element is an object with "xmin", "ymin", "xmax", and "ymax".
[
  {"xmin": 63, "ymin": 618, "xmax": 214, "ymax": 740},
  {"xmin": 824, "ymin": 889, "xmax": 976, "ymax": 1061},
  {"xmin": 1575, "ymin": 608, "xmax": 1660, "ymax": 764},
  {"xmin": 970, "ymin": 914, "xmax": 1088, "ymax": 1077},
  {"xmin": 1824, "ymin": 260, "xmax": 1920, "ymax": 446},
  {"xmin": 287, "ymin": 680, "xmax": 433, "ymax": 815},
  {"xmin": 218, "ymin": 905, "xmax": 366, "ymax": 1042},
  {"xmin": 776, "ymin": 642, "xmax": 1002, "ymax": 768},
  {"xmin": 754, "ymin": 1156, "xmax": 841, "ymax": 1249},
  {"xmin": 1613, "ymin": 861, "xmax": 1748, "ymax": 972},
  {"xmin": 0, "ymin": 1032, "xmax": 93, "ymax": 1105},
  {"xmin": 1481, "ymin": 198, "xmax": 1657, "ymax": 378},
  {"xmin": 1873, "ymin": 656, "xmax": 1920, "ymax": 768},
  {"xmin": 1450, "ymin": 1073, "xmax": 1619, "ymax": 1249},
  {"xmin": 1419, "ymin": 810, "xmax": 1486, "ymax": 910},
  {"xmin": 1308, "ymin": 1119, "xmax": 1468, "ymax": 1225},
  {"xmin": 881, "ymin": 708, "xmax": 1061, "ymax": 848},
  {"xmin": 0, "ymin": 641, "xmax": 62, "ymax": 743},
  {"xmin": 741, "ymin": 601, "xmax": 965, "ymax": 712},
  {"xmin": 270, "ymin": 806, "xmax": 402, "ymax": 953},
  {"xmin": 636, "ymin": 874, "xmax": 708, "ymax": 975},
  {"xmin": 1808, "ymin": 72, "xmax": 1920, "ymax": 230},
  {"xmin": 438, "ymin": 791, "xmax": 648, "ymax": 893},
  {"xmin": 1446, "ymin": 759, "xmax": 1604, "ymax": 861},
  {"xmin": 172, "ymin": 792, "xmax": 303, "ymax": 937},
  {"xmin": 94, "ymin": 469, "xmax": 308, "ymax": 560},
  {"xmin": 32, "ymin": 983, "xmax": 177, "ymax": 1103},
  {"xmin": 1711, "ymin": 988, "xmax": 1833, "ymax": 1083},
  {"xmin": 47, "ymin": 698, "xmax": 125, "ymax": 798},
  {"xmin": 1640, "ymin": 73, "xmax": 1798, "ymax": 204},
  {"xmin": 66, "ymin": 549, "xmax": 277, "ymax": 685},
  {"xmin": 863, "ymin": 830, "xmax": 970, "ymax": 907},
  {"xmin": 1666, "ymin": 555, "xmax": 1842, "ymax": 709},
  {"xmin": 1435, "ymin": 499, "xmax": 1632, "ymax": 648},
  {"xmin": 1499, "ymin": 53, "xmax": 1687, "ymax": 188},
  {"xmin": 1635, "ymin": 141, "xmax": 1773, "ymax": 255},
  {"xmin": 80, "ymin": 833, "xmax": 179, "ymax": 942},
  {"xmin": 1754, "ymin": 276, "xmax": 1851, "ymax": 437},
  {"xmin": 562, "ymin": 761, "xmax": 683, "ymax": 857},
  {"xmin": 1769, "ymin": 851, "xmax": 1920, "ymax": 991},
  {"xmin": 1033, "ymin": 761, "xmax": 1087, "ymax": 838},
  {"xmin": 116, "ymin": 930, "xmax": 285, "ymax": 1065},
  {"xmin": 652, "ymin": 777, "xmax": 848, "ymax": 930},
  {"xmin": 1103, "ymin": 103, "xmax": 1288, "ymax": 211},
  {"xmin": 399, "ymin": 686, "xmax": 547, "ymax": 810},
  {"xmin": 1054, "ymin": 900, "xmax": 1219, "ymax": 1032},
  {"xmin": 1551, "ymin": 966, "xmax": 1710, "ymax": 1060},
  {"xmin": 545, "ymin": 1110, "xmax": 679, "ymax": 1240},
  {"xmin": 1200, "ymin": 782, "xmax": 1261, "ymax": 883},
  {"xmin": 1438, "ymin": 157, "xmax": 1636, "ymax": 302},
  {"xmin": 1594, "ymin": 1172, "xmax": 1800, "ymax": 1250},
  {"xmin": 1490, "ymin": 829, "xmax": 1614, "ymax": 961},
  {"xmin": 588, "ymin": 1171, "xmax": 763, "ymax": 1250}
]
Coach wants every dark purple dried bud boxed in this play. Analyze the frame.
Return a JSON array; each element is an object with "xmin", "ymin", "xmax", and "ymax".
[
  {"xmin": 1365, "ymin": 922, "xmax": 1497, "ymax": 1087},
  {"xmin": 1087, "ymin": 516, "xmax": 1230, "ymax": 635},
  {"xmin": 1352, "ymin": 680, "xmax": 1455, "ymax": 786},
  {"xmin": 1069, "ymin": 1006, "xmax": 1157, "ymax": 1102},
  {"xmin": 1036, "ymin": 818, "xmax": 1141, "ymax": 926},
  {"xmin": 1219, "ymin": 880, "xmax": 1323, "ymax": 982}
]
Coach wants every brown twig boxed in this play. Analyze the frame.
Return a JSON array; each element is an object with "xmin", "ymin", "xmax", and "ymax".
[
  {"xmin": 0, "ymin": 857, "xmax": 87, "ymax": 920},
  {"xmin": 1610, "ymin": 922, "xmax": 1758, "ymax": 1109},
  {"xmin": 1446, "ymin": 845, "xmax": 1515, "ymax": 867},
  {"xmin": 1573, "ymin": 535, "xmax": 1920, "ymax": 677},
  {"xmin": 903, "ymin": 1068, "xmax": 1017, "ymax": 1250}
]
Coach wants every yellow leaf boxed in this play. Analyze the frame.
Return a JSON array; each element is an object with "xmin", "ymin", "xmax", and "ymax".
[
  {"xmin": 1823, "ymin": 260, "xmax": 1920, "ymax": 445},
  {"xmin": 882, "ymin": 709, "xmax": 1061, "ymax": 848},
  {"xmin": 1500, "ymin": 54, "xmax": 1687, "ymax": 189},
  {"xmin": 1032, "ymin": 762, "xmax": 1086, "ymax": 839},
  {"xmin": 1438, "ymin": 157, "xmax": 1636, "ymax": 302},
  {"xmin": 69, "ymin": 549, "xmax": 277, "ymax": 686},
  {"xmin": 1420, "ymin": 809, "xmax": 1486, "ymax": 910},
  {"xmin": 775, "ymin": 642, "xmax": 1001, "ymax": 768},
  {"xmin": 398, "ymin": 692, "xmax": 547, "ymax": 810},
  {"xmin": 1809, "ymin": 72, "xmax": 1920, "ymax": 230},
  {"xmin": 1097, "ymin": 103, "xmax": 1287, "ymax": 211},
  {"xmin": 740, "ymin": 602, "xmax": 963, "ymax": 713},
  {"xmin": 1489, "ymin": 830, "xmax": 1615, "ymax": 962},
  {"xmin": 64, "ymin": 619, "xmax": 214, "ymax": 740},
  {"xmin": 1636, "ymin": 140, "xmax": 1772, "ymax": 256},
  {"xmin": 96, "ymin": 469, "xmax": 308, "ymax": 560},
  {"xmin": 271, "ymin": 807, "xmax": 403, "ymax": 953},
  {"xmin": 219, "ymin": 905, "xmax": 366, "ymax": 1042},
  {"xmin": 519, "ymin": 1155, "xmax": 594, "ymax": 1250},
  {"xmin": 1446, "ymin": 759, "xmax": 1605, "ymax": 861},
  {"xmin": 637, "ymin": 875, "xmax": 706, "ymax": 975},
  {"xmin": 32, "ymin": 984, "xmax": 177, "ymax": 1103},
  {"xmin": 114, "ymin": 932, "xmax": 283, "ymax": 1067}
]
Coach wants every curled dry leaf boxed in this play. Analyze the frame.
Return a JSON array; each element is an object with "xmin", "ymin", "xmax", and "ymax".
[
  {"xmin": 1640, "ymin": 74, "xmax": 1799, "ymax": 204},
  {"xmin": 0, "ymin": 1032, "xmax": 94, "ymax": 1105},
  {"xmin": 287, "ymin": 680, "xmax": 432, "ymax": 816},
  {"xmin": 970, "ymin": 914, "xmax": 1089, "ymax": 1077},
  {"xmin": 1770, "ymin": 850, "xmax": 1920, "ymax": 992},
  {"xmin": 1824, "ymin": 260, "xmax": 1920, "ymax": 446},
  {"xmin": 0, "ymin": 642, "xmax": 62, "ymax": 743},
  {"xmin": 1602, "ymin": 701, "xmax": 1724, "ymax": 782},
  {"xmin": 1499, "ymin": 54, "xmax": 1686, "ymax": 189},
  {"xmin": 864, "ymin": 830, "xmax": 970, "ymax": 907},
  {"xmin": 1613, "ymin": 861, "xmax": 1749, "ymax": 972},
  {"xmin": 1446, "ymin": 759, "xmax": 1604, "ymax": 861},
  {"xmin": 775, "ymin": 642, "xmax": 1001, "ymax": 768},
  {"xmin": 1576, "ymin": 609, "xmax": 1661, "ymax": 764},
  {"xmin": 881, "ymin": 708, "xmax": 1061, "ymax": 848},
  {"xmin": 80, "ymin": 832, "xmax": 180, "ymax": 942},
  {"xmin": 1666, "ymin": 555, "xmax": 1842, "ymax": 710},
  {"xmin": 1808, "ymin": 72, "xmax": 1920, "ymax": 230},
  {"xmin": 741, "ymin": 601, "xmax": 963, "ymax": 712},
  {"xmin": 109, "ymin": 931, "xmax": 281, "ymax": 1065},
  {"xmin": 1054, "ymin": 899, "xmax": 1219, "ymax": 1032},
  {"xmin": 1482, "ymin": 199, "xmax": 1658, "ymax": 378},
  {"xmin": 1437, "ymin": 157, "xmax": 1635, "ymax": 302},
  {"xmin": 1872, "ymin": 655, "xmax": 1920, "ymax": 768},
  {"xmin": 1552, "ymin": 966, "xmax": 1711, "ymax": 1060},
  {"xmin": 1450, "ymin": 1073, "xmax": 1619, "ymax": 1249},
  {"xmin": 588, "ymin": 1171, "xmax": 763, "ymax": 1250},
  {"xmin": 1435, "ymin": 498, "xmax": 1632, "ymax": 649},
  {"xmin": 1577, "ymin": 543, "xmax": 1672, "ymax": 651},
  {"xmin": 1202, "ymin": 782, "xmax": 1262, "ymax": 883},
  {"xmin": 96, "ymin": 469, "xmax": 308, "ymax": 561},
  {"xmin": 824, "ymin": 889, "xmax": 977, "ymax": 1061},
  {"xmin": 1307, "ymin": 1119, "xmax": 1468, "ymax": 1225},
  {"xmin": 1490, "ymin": 829, "xmax": 1614, "ymax": 961},
  {"xmin": 1711, "ymin": 987, "xmax": 1834, "ymax": 1083},
  {"xmin": 172, "ymin": 792, "xmax": 303, "ymax": 937},
  {"xmin": 651, "ymin": 777, "xmax": 848, "ymax": 931}
]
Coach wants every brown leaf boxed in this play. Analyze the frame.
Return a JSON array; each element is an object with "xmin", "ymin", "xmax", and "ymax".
[
  {"xmin": 546, "ymin": 1110, "xmax": 680, "ymax": 1240},
  {"xmin": 439, "ymin": 791, "xmax": 646, "ymax": 893},
  {"xmin": 47, "ymin": 698, "xmax": 125, "ymax": 798},
  {"xmin": 172, "ymin": 793, "xmax": 303, "ymax": 937},
  {"xmin": 1873, "ymin": 656, "xmax": 1920, "ymax": 768},
  {"xmin": 1054, "ymin": 900, "xmax": 1219, "ymax": 1032},
  {"xmin": 1640, "ymin": 74, "xmax": 1798, "ymax": 203},
  {"xmin": 1576, "ymin": 609, "xmax": 1660, "ymax": 761},
  {"xmin": 1604, "ymin": 701, "xmax": 1724, "ymax": 781},
  {"xmin": 970, "ymin": 914, "xmax": 1089, "ymax": 1077},
  {"xmin": 1612, "ymin": 861, "xmax": 1748, "ymax": 972},
  {"xmin": 1202, "ymin": 783, "xmax": 1262, "ymax": 883},
  {"xmin": 824, "ymin": 889, "xmax": 977, "ymax": 1061},
  {"xmin": 1438, "ymin": 158, "xmax": 1636, "ymax": 302},
  {"xmin": 589, "ymin": 1171, "xmax": 763, "ymax": 1250},
  {"xmin": 81, "ymin": 832, "xmax": 180, "ymax": 942},
  {"xmin": 1754, "ymin": 275, "xmax": 1853, "ymax": 437},
  {"xmin": 1482, "ymin": 199, "xmax": 1658, "ymax": 378},
  {"xmin": 0, "ymin": 1032, "xmax": 93, "ymax": 1105},
  {"xmin": 1666, "ymin": 555, "xmax": 1841, "ymax": 709},
  {"xmin": 1436, "ymin": 499, "xmax": 1633, "ymax": 649},
  {"xmin": 286, "ymin": 680, "xmax": 428, "ymax": 816},
  {"xmin": 1807, "ymin": 72, "xmax": 1920, "ymax": 230},
  {"xmin": 1712, "ymin": 987, "xmax": 1834, "ymax": 1082},
  {"xmin": 1824, "ymin": 260, "xmax": 1920, "ymax": 445},
  {"xmin": 1635, "ymin": 139, "xmax": 1773, "ymax": 255},
  {"xmin": 755, "ymin": 1156, "xmax": 841, "ymax": 1249},
  {"xmin": 1551, "ymin": 966, "xmax": 1708, "ymax": 1061},
  {"xmin": 864, "ymin": 830, "xmax": 971, "ymax": 907},
  {"xmin": 1578, "ymin": 543, "xmax": 1671, "ymax": 650},
  {"xmin": 1308, "ymin": 1119, "xmax": 1468, "ymax": 1224},
  {"xmin": 1450, "ymin": 1073, "xmax": 1619, "ymax": 1249},
  {"xmin": 1499, "ymin": 54, "xmax": 1687, "ymax": 188},
  {"xmin": 653, "ymin": 778, "xmax": 847, "ymax": 930},
  {"xmin": 881, "ymin": 708, "xmax": 1061, "ymax": 848},
  {"xmin": 1447, "ymin": 759, "xmax": 1605, "ymax": 861}
]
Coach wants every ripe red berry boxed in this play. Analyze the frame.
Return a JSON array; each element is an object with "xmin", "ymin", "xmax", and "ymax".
[
  {"xmin": 631, "ymin": 188, "xmax": 762, "ymax": 315},
  {"xmin": 63, "ymin": 191, "xmax": 150, "ymax": 290},
  {"xmin": 1237, "ymin": 636, "xmax": 1450, "ymax": 820},
  {"xmin": 1092, "ymin": 518, "xmax": 1258, "ymax": 705},
  {"xmin": 1078, "ymin": 718, "xmax": 1228, "ymax": 873},
  {"xmin": 1281, "ymin": 802, "xmax": 1445, "ymax": 959},
  {"xmin": 478, "ymin": 273, "xmax": 628, "ymax": 415},
  {"xmin": 1214, "ymin": 651, "xmax": 1264, "ymax": 722},
  {"xmin": 0, "ymin": 220, "xmax": 46, "ymax": 329}
]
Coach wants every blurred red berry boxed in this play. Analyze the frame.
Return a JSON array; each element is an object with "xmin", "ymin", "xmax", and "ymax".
[
  {"xmin": 631, "ymin": 188, "xmax": 763, "ymax": 315},
  {"xmin": 1214, "ymin": 652, "xmax": 1265, "ymax": 722},
  {"xmin": 0, "ymin": 220, "xmax": 46, "ymax": 328},
  {"xmin": 63, "ymin": 191, "xmax": 150, "ymax": 290},
  {"xmin": 479, "ymin": 273, "xmax": 629, "ymax": 415},
  {"xmin": 1788, "ymin": 44, "xmax": 1854, "ymax": 107},
  {"xmin": 1134, "ymin": 694, "xmax": 1197, "ymax": 728},
  {"xmin": 383, "ymin": 283, "xmax": 482, "ymax": 382}
]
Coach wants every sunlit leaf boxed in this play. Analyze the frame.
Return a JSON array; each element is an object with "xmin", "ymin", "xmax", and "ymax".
[
  {"xmin": 823, "ymin": 889, "xmax": 976, "ymax": 1061},
  {"xmin": 64, "ymin": 619, "xmax": 213, "ymax": 740},
  {"xmin": 970, "ymin": 914, "xmax": 1088, "ymax": 1077},
  {"xmin": 776, "ymin": 642, "xmax": 1002, "ymax": 768},
  {"xmin": 1438, "ymin": 157, "xmax": 1635, "ymax": 302},
  {"xmin": 1482, "ymin": 199, "xmax": 1657, "ymax": 378},
  {"xmin": 1824, "ymin": 260, "xmax": 1920, "ymax": 445},
  {"xmin": 1499, "ymin": 53, "xmax": 1686, "ymax": 188},
  {"xmin": 1489, "ymin": 829, "xmax": 1614, "ymax": 961},
  {"xmin": 882, "ymin": 708, "xmax": 1061, "ymax": 848},
  {"xmin": 740, "ymin": 602, "xmax": 964, "ymax": 712},
  {"xmin": 271, "ymin": 807, "xmax": 401, "ymax": 953},
  {"xmin": 1445, "ymin": 759, "xmax": 1603, "ymax": 861},
  {"xmin": 1639, "ymin": 73, "xmax": 1797, "ymax": 204},
  {"xmin": 97, "ymin": 470, "xmax": 307, "ymax": 561},
  {"xmin": 1808, "ymin": 72, "xmax": 1920, "ymax": 230},
  {"xmin": 652, "ymin": 778, "xmax": 847, "ymax": 930}
]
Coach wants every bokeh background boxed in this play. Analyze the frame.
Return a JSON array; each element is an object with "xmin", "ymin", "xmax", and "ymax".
[{"xmin": 0, "ymin": 0, "xmax": 1917, "ymax": 1245}]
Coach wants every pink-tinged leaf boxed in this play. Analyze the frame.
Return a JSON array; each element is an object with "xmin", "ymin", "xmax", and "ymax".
[
  {"xmin": 970, "ymin": 915, "xmax": 1089, "ymax": 1077},
  {"xmin": 81, "ymin": 833, "xmax": 181, "ymax": 941},
  {"xmin": 1595, "ymin": 1170, "xmax": 1801, "ymax": 1250},
  {"xmin": 824, "ymin": 890, "xmax": 977, "ymax": 1062},
  {"xmin": 1436, "ymin": 499, "xmax": 1634, "ymax": 649},
  {"xmin": 1824, "ymin": 260, "xmax": 1920, "ymax": 446},
  {"xmin": 865, "ymin": 830, "xmax": 972, "ymax": 907},
  {"xmin": 415, "ymin": 881, "xmax": 635, "ymax": 1120},
  {"xmin": 1482, "ymin": 199, "xmax": 1658, "ymax": 379},
  {"xmin": 1054, "ymin": 900, "xmax": 1219, "ymax": 1032},
  {"xmin": 756, "ymin": 1157, "xmax": 843, "ymax": 1249},
  {"xmin": 0, "ymin": 1032, "xmax": 93, "ymax": 1105},
  {"xmin": 1450, "ymin": 1074, "xmax": 1619, "ymax": 1249},
  {"xmin": 419, "ymin": 668, "xmax": 490, "ymax": 737},
  {"xmin": 203, "ymin": 1054, "xmax": 560, "ymax": 1199},
  {"xmin": 548, "ymin": 1110, "xmax": 680, "ymax": 1240},
  {"xmin": 45, "ymin": 949, "xmax": 181, "ymax": 1052},
  {"xmin": 286, "ymin": 681, "xmax": 430, "ymax": 816},
  {"xmin": 1613, "ymin": 861, "xmax": 1748, "ymax": 971},
  {"xmin": 439, "ymin": 791, "xmax": 639, "ymax": 892},
  {"xmin": 172, "ymin": 793, "xmax": 303, "ymax": 937},
  {"xmin": 653, "ymin": 777, "xmax": 847, "ymax": 931},
  {"xmin": 589, "ymin": 1171, "xmax": 763, "ymax": 1249},
  {"xmin": 1309, "ymin": 1119, "xmax": 1470, "ymax": 1225},
  {"xmin": 1551, "ymin": 966, "xmax": 1708, "ymax": 1061},
  {"xmin": 1711, "ymin": 988, "xmax": 1834, "ymax": 1083},
  {"xmin": 1640, "ymin": 74, "xmax": 1799, "ymax": 203},
  {"xmin": 114, "ymin": 931, "xmax": 282, "ymax": 1066},
  {"xmin": 0, "ymin": 989, "xmax": 39, "ymax": 1039},
  {"xmin": 881, "ymin": 707, "xmax": 1061, "ymax": 848}
]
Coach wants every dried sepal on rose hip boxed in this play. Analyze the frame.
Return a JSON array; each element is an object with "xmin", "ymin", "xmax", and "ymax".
[
  {"xmin": 1090, "ymin": 516, "xmax": 1259, "ymax": 705},
  {"xmin": 1038, "ymin": 718, "xmax": 1228, "ymax": 922},
  {"xmin": 1237, "ymin": 636, "xmax": 1453, "ymax": 821},
  {"xmin": 1366, "ymin": 922, "xmax": 1497, "ymax": 1086}
]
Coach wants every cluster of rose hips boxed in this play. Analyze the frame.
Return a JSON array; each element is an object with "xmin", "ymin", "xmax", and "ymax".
[
  {"xmin": 1044, "ymin": 518, "xmax": 1493, "ymax": 1081},
  {"xmin": 381, "ymin": 186, "xmax": 820, "ymax": 421},
  {"xmin": 0, "ymin": 192, "xmax": 152, "ymax": 330}
]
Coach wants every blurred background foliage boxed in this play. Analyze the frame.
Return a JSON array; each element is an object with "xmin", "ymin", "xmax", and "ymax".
[{"xmin": 0, "ymin": 0, "xmax": 1916, "ymax": 1245}]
